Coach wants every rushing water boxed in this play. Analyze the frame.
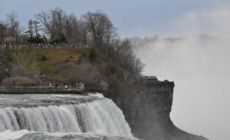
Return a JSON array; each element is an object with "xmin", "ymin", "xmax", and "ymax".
[{"xmin": 0, "ymin": 93, "xmax": 136, "ymax": 140}]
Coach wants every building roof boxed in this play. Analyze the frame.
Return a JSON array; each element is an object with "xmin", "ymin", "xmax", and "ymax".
[{"xmin": 4, "ymin": 36, "xmax": 16, "ymax": 43}]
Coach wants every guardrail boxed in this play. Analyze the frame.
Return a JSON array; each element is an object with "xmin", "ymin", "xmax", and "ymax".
[
  {"xmin": 0, "ymin": 44, "xmax": 89, "ymax": 49},
  {"xmin": 0, "ymin": 85, "xmax": 84, "ymax": 91}
]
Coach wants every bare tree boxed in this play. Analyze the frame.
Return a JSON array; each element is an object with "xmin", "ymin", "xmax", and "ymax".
[
  {"xmin": 6, "ymin": 11, "xmax": 19, "ymax": 37},
  {"xmin": 35, "ymin": 7, "xmax": 66, "ymax": 40},
  {"xmin": 33, "ymin": 20, "xmax": 42, "ymax": 36},
  {"xmin": 11, "ymin": 48, "xmax": 39, "ymax": 76},
  {"xmin": 82, "ymin": 10, "xmax": 117, "ymax": 47},
  {"xmin": 64, "ymin": 13, "xmax": 77, "ymax": 44},
  {"xmin": 0, "ymin": 20, "xmax": 7, "ymax": 46},
  {"xmin": 35, "ymin": 11, "xmax": 56, "ymax": 39},
  {"xmin": 118, "ymin": 39, "xmax": 145, "ymax": 74},
  {"xmin": 77, "ymin": 18, "xmax": 91, "ymax": 45},
  {"xmin": 50, "ymin": 7, "xmax": 66, "ymax": 37},
  {"xmin": 30, "ymin": 49, "xmax": 40, "ymax": 73},
  {"xmin": 2, "ymin": 77, "xmax": 42, "ymax": 86},
  {"xmin": 25, "ymin": 19, "xmax": 34, "ymax": 37},
  {"xmin": 5, "ymin": 11, "xmax": 25, "ymax": 42},
  {"xmin": 55, "ymin": 62, "xmax": 100, "ymax": 89}
]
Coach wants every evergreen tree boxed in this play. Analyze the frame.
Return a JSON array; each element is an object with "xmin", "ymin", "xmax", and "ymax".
[
  {"xmin": 28, "ymin": 37, "xmax": 34, "ymax": 43},
  {"xmin": 59, "ymin": 33, "xmax": 67, "ymax": 43},
  {"xmin": 109, "ymin": 77, "xmax": 120, "ymax": 96},
  {"xmin": 32, "ymin": 20, "xmax": 42, "ymax": 36},
  {"xmin": 28, "ymin": 34, "xmax": 44, "ymax": 44},
  {"xmin": 25, "ymin": 19, "xmax": 34, "ymax": 37},
  {"xmin": 89, "ymin": 47, "xmax": 97, "ymax": 61}
]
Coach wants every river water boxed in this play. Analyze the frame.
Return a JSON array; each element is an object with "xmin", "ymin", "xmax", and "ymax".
[{"xmin": 0, "ymin": 93, "xmax": 137, "ymax": 140}]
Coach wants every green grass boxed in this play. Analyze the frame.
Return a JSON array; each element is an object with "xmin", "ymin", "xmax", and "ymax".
[
  {"xmin": 4, "ymin": 47, "xmax": 111, "ymax": 79},
  {"xmin": 4, "ymin": 48, "xmax": 92, "ymax": 78}
]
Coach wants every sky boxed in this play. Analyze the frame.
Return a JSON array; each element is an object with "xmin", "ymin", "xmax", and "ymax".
[
  {"xmin": 0, "ymin": 0, "xmax": 229, "ymax": 38},
  {"xmin": 1, "ymin": 0, "xmax": 230, "ymax": 140}
]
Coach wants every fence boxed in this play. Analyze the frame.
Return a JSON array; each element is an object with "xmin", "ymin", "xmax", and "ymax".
[
  {"xmin": 0, "ymin": 44, "xmax": 89, "ymax": 49},
  {"xmin": 0, "ymin": 85, "xmax": 84, "ymax": 91}
]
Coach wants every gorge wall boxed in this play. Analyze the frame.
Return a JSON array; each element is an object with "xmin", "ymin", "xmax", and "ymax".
[{"xmin": 109, "ymin": 79, "xmax": 208, "ymax": 140}]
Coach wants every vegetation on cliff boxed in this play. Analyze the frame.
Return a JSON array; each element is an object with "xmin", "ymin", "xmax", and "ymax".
[
  {"xmin": 0, "ymin": 46, "xmax": 144, "ymax": 96},
  {"xmin": 0, "ymin": 7, "xmax": 145, "ymax": 95}
]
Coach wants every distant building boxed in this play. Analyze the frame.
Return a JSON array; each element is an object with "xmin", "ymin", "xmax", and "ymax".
[{"xmin": 4, "ymin": 36, "xmax": 17, "ymax": 46}]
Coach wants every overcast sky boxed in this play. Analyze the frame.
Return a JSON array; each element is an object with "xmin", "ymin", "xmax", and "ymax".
[
  {"xmin": 1, "ymin": 0, "xmax": 230, "ymax": 140},
  {"xmin": 0, "ymin": 0, "xmax": 229, "ymax": 38}
]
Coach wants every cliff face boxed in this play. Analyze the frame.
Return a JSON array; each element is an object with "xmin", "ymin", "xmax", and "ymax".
[{"xmin": 109, "ymin": 79, "xmax": 208, "ymax": 140}]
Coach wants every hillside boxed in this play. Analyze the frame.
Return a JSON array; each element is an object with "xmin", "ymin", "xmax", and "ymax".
[
  {"xmin": 1, "ymin": 47, "xmax": 141, "ymax": 95},
  {"xmin": 4, "ymin": 48, "xmax": 101, "ymax": 77}
]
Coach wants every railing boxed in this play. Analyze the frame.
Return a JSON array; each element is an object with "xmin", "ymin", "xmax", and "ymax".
[
  {"xmin": 0, "ymin": 44, "xmax": 89, "ymax": 49},
  {"xmin": 0, "ymin": 85, "xmax": 84, "ymax": 91}
]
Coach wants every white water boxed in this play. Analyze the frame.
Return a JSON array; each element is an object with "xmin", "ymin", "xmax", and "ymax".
[
  {"xmin": 0, "ymin": 130, "xmax": 136, "ymax": 140},
  {"xmin": 0, "ymin": 97, "xmax": 133, "ymax": 139}
]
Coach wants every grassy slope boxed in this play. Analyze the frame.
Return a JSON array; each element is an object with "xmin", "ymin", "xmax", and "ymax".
[
  {"xmin": 4, "ymin": 48, "xmax": 99, "ymax": 78},
  {"xmin": 4, "ymin": 47, "xmax": 111, "ymax": 78}
]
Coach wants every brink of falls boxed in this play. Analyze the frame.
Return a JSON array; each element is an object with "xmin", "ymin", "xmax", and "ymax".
[{"xmin": 0, "ymin": 94, "xmax": 136, "ymax": 140}]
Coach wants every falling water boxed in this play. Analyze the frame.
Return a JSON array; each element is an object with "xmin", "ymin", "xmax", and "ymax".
[{"xmin": 0, "ymin": 94, "xmax": 135, "ymax": 140}]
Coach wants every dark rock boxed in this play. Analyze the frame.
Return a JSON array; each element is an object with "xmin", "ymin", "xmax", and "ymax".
[{"xmin": 107, "ymin": 80, "xmax": 208, "ymax": 140}]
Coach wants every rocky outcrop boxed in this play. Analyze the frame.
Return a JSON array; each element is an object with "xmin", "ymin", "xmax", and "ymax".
[{"xmin": 108, "ymin": 79, "xmax": 208, "ymax": 140}]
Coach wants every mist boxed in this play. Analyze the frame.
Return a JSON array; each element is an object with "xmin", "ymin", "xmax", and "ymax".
[
  {"xmin": 128, "ymin": 3, "xmax": 230, "ymax": 139},
  {"xmin": 131, "ymin": 35, "xmax": 230, "ymax": 140}
]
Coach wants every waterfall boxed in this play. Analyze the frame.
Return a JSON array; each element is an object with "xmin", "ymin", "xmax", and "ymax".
[{"xmin": 0, "ymin": 98, "xmax": 132, "ymax": 137}]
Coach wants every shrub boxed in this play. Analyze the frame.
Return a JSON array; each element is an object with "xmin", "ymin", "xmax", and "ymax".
[
  {"xmin": 41, "ymin": 55, "xmax": 47, "ymax": 61},
  {"xmin": 110, "ymin": 65, "xmax": 118, "ymax": 74},
  {"xmin": 54, "ymin": 62, "xmax": 100, "ymax": 90},
  {"xmin": 109, "ymin": 77, "xmax": 120, "ymax": 96},
  {"xmin": 88, "ymin": 47, "xmax": 97, "ymax": 61},
  {"xmin": 59, "ymin": 33, "xmax": 68, "ymax": 44},
  {"xmin": 2, "ymin": 77, "xmax": 36, "ymax": 86}
]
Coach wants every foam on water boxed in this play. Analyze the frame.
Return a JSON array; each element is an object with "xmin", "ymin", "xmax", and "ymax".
[
  {"xmin": 0, "ymin": 130, "xmax": 137, "ymax": 140},
  {"xmin": 88, "ymin": 92, "xmax": 105, "ymax": 98}
]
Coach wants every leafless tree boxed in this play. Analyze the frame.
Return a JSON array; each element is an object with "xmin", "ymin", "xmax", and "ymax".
[
  {"xmin": 0, "ymin": 20, "xmax": 7, "ymax": 46},
  {"xmin": 6, "ymin": 11, "xmax": 25, "ymax": 42},
  {"xmin": 55, "ymin": 62, "xmax": 100, "ymax": 89},
  {"xmin": 11, "ymin": 48, "xmax": 39, "ymax": 76},
  {"xmin": 82, "ymin": 10, "xmax": 117, "ymax": 47},
  {"xmin": 50, "ymin": 7, "xmax": 66, "ymax": 37},
  {"xmin": 6, "ymin": 11, "xmax": 19, "ymax": 37},
  {"xmin": 103, "ymin": 38, "xmax": 145, "ymax": 75},
  {"xmin": 25, "ymin": 19, "xmax": 34, "ymax": 37},
  {"xmin": 64, "ymin": 13, "xmax": 77, "ymax": 44},
  {"xmin": 33, "ymin": 20, "xmax": 42, "ymax": 36},
  {"xmin": 2, "ymin": 77, "xmax": 42, "ymax": 86},
  {"xmin": 77, "ymin": 18, "xmax": 91, "ymax": 45},
  {"xmin": 30, "ymin": 49, "xmax": 40, "ymax": 73},
  {"xmin": 35, "ymin": 11, "xmax": 55, "ymax": 39},
  {"xmin": 35, "ymin": 7, "xmax": 66, "ymax": 40}
]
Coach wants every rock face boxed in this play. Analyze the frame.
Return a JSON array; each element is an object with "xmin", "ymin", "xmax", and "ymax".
[{"xmin": 109, "ymin": 79, "xmax": 208, "ymax": 140}]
